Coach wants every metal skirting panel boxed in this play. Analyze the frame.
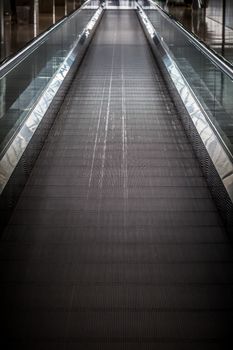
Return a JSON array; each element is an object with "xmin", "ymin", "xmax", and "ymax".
[
  {"xmin": 136, "ymin": 4, "xmax": 233, "ymax": 234},
  {"xmin": 0, "ymin": 10, "xmax": 233, "ymax": 349}
]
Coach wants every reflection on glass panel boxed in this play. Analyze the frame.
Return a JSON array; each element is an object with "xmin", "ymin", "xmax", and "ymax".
[
  {"xmin": 153, "ymin": 0, "xmax": 233, "ymax": 64},
  {"xmin": 138, "ymin": 0, "xmax": 233, "ymax": 154},
  {"xmin": 0, "ymin": 0, "xmax": 100, "ymax": 155},
  {"xmin": 0, "ymin": 0, "xmax": 90, "ymax": 62}
]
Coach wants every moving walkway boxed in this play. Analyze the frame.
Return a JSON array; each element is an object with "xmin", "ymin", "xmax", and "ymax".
[{"xmin": 0, "ymin": 0, "xmax": 232, "ymax": 348}]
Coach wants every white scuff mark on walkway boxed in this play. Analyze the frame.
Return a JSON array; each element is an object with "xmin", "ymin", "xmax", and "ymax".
[
  {"xmin": 87, "ymin": 78, "xmax": 106, "ymax": 197},
  {"xmin": 121, "ymin": 44, "xmax": 128, "ymax": 231},
  {"xmin": 121, "ymin": 46, "xmax": 128, "ymax": 202},
  {"xmin": 99, "ymin": 31, "xmax": 117, "ymax": 190}
]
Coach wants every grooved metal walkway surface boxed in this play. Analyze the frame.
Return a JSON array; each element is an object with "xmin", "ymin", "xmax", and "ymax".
[{"xmin": 1, "ymin": 10, "xmax": 233, "ymax": 349}]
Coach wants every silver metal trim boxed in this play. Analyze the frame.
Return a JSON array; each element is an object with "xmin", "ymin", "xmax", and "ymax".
[
  {"xmin": 0, "ymin": 4, "xmax": 104, "ymax": 194},
  {"xmin": 146, "ymin": 0, "xmax": 233, "ymax": 80},
  {"xmin": 137, "ymin": 2, "xmax": 233, "ymax": 203}
]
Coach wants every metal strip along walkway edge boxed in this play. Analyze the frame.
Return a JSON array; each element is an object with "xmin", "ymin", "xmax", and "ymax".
[
  {"xmin": 0, "ymin": 5, "xmax": 104, "ymax": 195},
  {"xmin": 136, "ymin": 2, "xmax": 233, "ymax": 232}
]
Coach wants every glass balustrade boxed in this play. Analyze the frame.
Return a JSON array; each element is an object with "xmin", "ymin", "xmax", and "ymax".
[
  {"xmin": 138, "ymin": 0, "xmax": 233, "ymax": 156},
  {"xmin": 0, "ymin": 0, "xmax": 101, "ymax": 157}
]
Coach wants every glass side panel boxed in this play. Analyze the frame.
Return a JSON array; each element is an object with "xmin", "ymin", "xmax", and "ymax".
[
  {"xmin": 0, "ymin": 0, "xmax": 100, "ymax": 155},
  {"xmin": 138, "ymin": 0, "xmax": 233, "ymax": 155}
]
